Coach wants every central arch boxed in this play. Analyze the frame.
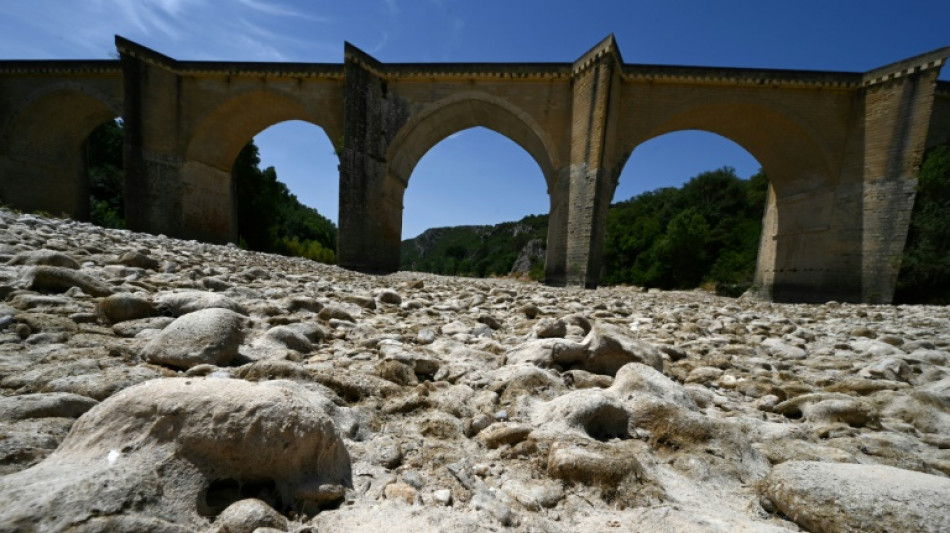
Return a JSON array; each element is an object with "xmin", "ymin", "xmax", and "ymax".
[
  {"xmin": 182, "ymin": 89, "xmax": 340, "ymax": 244},
  {"xmin": 382, "ymin": 92, "xmax": 565, "ymax": 279},
  {"xmin": 387, "ymin": 92, "xmax": 560, "ymax": 187}
]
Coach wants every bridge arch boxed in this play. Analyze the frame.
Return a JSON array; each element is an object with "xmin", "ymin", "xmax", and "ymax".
[
  {"xmin": 614, "ymin": 98, "xmax": 846, "ymax": 300},
  {"xmin": 386, "ymin": 92, "xmax": 560, "ymax": 190},
  {"xmin": 380, "ymin": 91, "xmax": 565, "ymax": 277},
  {"xmin": 182, "ymin": 89, "xmax": 340, "ymax": 243},
  {"xmin": 621, "ymin": 98, "xmax": 837, "ymax": 197},
  {"xmin": 0, "ymin": 84, "xmax": 119, "ymax": 219}
]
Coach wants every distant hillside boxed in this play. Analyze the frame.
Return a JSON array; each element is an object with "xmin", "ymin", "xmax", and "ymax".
[
  {"xmin": 400, "ymin": 167, "xmax": 769, "ymax": 293},
  {"xmin": 401, "ymin": 214, "xmax": 548, "ymax": 280}
]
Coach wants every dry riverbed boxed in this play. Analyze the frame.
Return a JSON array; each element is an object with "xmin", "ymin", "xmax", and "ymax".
[{"xmin": 0, "ymin": 208, "xmax": 948, "ymax": 532}]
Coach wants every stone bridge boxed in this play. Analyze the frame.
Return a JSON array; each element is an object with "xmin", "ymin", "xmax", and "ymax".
[{"xmin": 1, "ymin": 36, "xmax": 948, "ymax": 303}]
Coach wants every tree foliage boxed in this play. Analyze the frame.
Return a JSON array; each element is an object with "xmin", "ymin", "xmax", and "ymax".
[
  {"xmin": 602, "ymin": 167, "xmax": 768, "ymax": 292},
  {"xmin": 232, "ymin": 142, "xmax": 337, "ymax": 264},
  {"xmin": 895, "ymin": 145, "xmax": 950, "ymax": 304},
  {"xmin": 86, "ymin": 119, "xmax": 125, "ymax": 228},
  {"xmin": 401, "ymin": 214, "xmax": 548, "ymax": 279},
  {"xmin": 401, "ymin": 167, "xmax": 769, "ymax": 293}
]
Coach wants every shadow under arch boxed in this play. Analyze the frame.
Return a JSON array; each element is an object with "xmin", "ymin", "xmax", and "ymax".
[
  {"xmin": 0, "ymin": 86, "xmax": 119, "ymax": 218},
  {"xmin": 617, "ymin": 99, "xmax": 846, "ymax": 301},
  {"xmin": 181, "ymin": 89, "xmax": 340, "ymax": 243}
]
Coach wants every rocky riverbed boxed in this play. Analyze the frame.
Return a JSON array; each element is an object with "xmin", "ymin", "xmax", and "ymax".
[{"xmin": 0, "ymin": 207, "xmax": 948, "ymax": 533}]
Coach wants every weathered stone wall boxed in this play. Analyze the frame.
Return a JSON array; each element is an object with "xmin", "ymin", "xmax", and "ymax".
[
  {"xmin": 118, "ymin": 37, "xmax": 344, "ymax": 244},
  {"xmin": 0, "ymin": 63, "xmax": 122, "ymax": 219},
  {"xmin": 859, "ymin": 68, "xmax": 943, "ymax": 303},
  {"xmin": 564, "ymin": 39, "xmax": 624, "ymax": 288}
]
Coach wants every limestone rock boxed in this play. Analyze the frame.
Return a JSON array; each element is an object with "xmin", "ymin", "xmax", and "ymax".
[
  {"xmin": 261, "ymin": 325, "xmax": 314, "ymax": 353},
  {"xmin": 376, "ymin": 289, "xmax": 402, "ymax": 305},
  {"xmin": 577, "ymin": 322, "xmax": 663, "ymax": 375},
  {"xmin": 97, "ymin": 292, "xmax": 155, "ymax": 324},
  {"xmin": 533, "ymin": 318, "xmax": 566, "ymax": 338},
  {"xmin": 213, "ymin": 498, "xmax": 287, "ymax": 533},
  {"xmin": 21, "ymin": 265, "xmax": 114, "ymax": 296},
  {"xmin": 0, "ymin": 392, "xmax": 98, "ymax": 420},
  {"xmin": 546, "ymin": 441, "xmax": 641, "ymax": 486},
  {"xmin": 117, "ymin": 251, "xmax": 160, "ymax": 270},
  {"xmin": 476, "ymin": 422, "xmax": 533, "ymax": 448},
  {"xmin": 532, "ymin": 389, "xmax": 630, "ymax": 441},
  {"xmin": 2, "ymin": 208, "xmax": 950, "ymax": 532},
  {"xmin": 155, "ymin": 291, "xmax": 249, "ymax": 317},
  {"xmin": 7, "ymin": 249, "xmax": 80, "ymax": 269},
  {"xmin": 0, "ymin": 378, "xmax": 352, "ymax": 531},
  {"xmin": 763, "ymin": 461, "xmax": 950, "ymax": 533},
  {"xmin": 141, "ymin": 308, "xmax": 246, "ymax": 369}
]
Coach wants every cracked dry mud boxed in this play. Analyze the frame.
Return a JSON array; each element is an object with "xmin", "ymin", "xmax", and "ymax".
[{"xmin": 0, "ymin": 207, "xmax": 948, "ymax": 533}]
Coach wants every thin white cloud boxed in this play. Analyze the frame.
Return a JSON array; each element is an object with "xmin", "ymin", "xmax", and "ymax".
[
  {"xmin": 237, "ymin": 0, "xmax": 332, "ymax": 22},
  {"xmin": 0, "ymin": 0, "xmax": 341, "ymax": 62},
  {"xmin": 383, "ymin": 0, "xmax": 399, "ymax": 16},
  {"xmin": 232, "ymin": 34, "xmax": 289, "ymax": 61},
  {"xmin": 368, "ymin": 31, "xmax": 390, "ymax": 55}
]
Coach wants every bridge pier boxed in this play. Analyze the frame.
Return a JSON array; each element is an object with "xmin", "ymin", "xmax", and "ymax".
[
  {"xmin": 560, "ymin": 37, "xmax": 626, "ymax": 288},
  {"xmin": 120, "ymin": 44, "xmax": 187, "ymax": 240},
  {"xmin": 336, "ymin": 44, "xmax": 407, "ymax": 275}
]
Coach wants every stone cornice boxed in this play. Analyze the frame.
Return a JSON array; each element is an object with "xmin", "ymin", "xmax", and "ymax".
[
  {"xmin": 621, "ymin": 64, "xmax": 861, "ymax": 89},
  {"xmin": 348, "ymin": 61, "xmax": 574, "ymax": 80},
  {"xmin": 3, "ymin": 36, "xmax": 944, "ymax": 90},
  {"xmin": 344, "ymin": 42, "xmax": 572, "ymax": 80},
  {"xmin": 116, "ymin": 35, "xmax": 343, "ymax": 79},
  {"xmin": 572, "ymin": 34, "xmax": 623, "ymax": 76},
  {"xmin": 0, "ymin": 60, "xmax": 121, "ymax": 75},
  {"xmin": 862, "ymin": 46, "xmax": 950, "ymax": 87}
]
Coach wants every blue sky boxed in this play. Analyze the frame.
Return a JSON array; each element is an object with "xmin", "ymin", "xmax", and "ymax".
[{"xmin": 2, "ymin": 1, "xmax": 949, "ymax": 238}]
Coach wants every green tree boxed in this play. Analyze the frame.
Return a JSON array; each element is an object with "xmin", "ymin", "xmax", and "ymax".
[
  {"xmin": 601, "ymin": 167, "xmax": 767, "ymax": 292},
  {"xmin": 399, "ymin": 166, "xmax": 767, "ymax": 293},
  {"xmin": 232, "ymin": 141, "xmax": 337, "ymax": 264},
  {"xmin": 895, "ymin": 145, "xmax": 950, "ymax": 303},
  {"xmin": 654, "ymin": 207, "xmax": 711, "ymax": 288},
  {"xmin": 86, "ymin": 119, "xmax": 124, "ymax": 227}
]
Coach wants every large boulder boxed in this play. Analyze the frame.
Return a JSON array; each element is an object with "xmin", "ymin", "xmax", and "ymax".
[
  {"xmin": 762, "ymin": 461, "xmax": 950, "ymax": 533},
  {"xmin": 0, "ymin": 378, "xmax": 352, "ymax": 532},
  {"xmin": 20, "ymin": 266, "xmax": 113, "ymax": 297},
  {"xmin": 155, "ymin": 291, "xmax": 248, "ymax": 317},
  {"xmin": 142, "ymin": 308, "xmax": 246, "ymax": 369}
]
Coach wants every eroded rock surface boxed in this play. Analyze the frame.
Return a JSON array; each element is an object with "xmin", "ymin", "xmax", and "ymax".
[
  {"xmin": 0, "ymin": 207, "xmax": 948, "ymax": 532},
  {"xmin": 0, "ymin": 378, "xmax": 350, "ymax": 532}
]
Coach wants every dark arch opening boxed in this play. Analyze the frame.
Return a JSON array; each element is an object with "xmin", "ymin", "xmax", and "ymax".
[
  {"xmin": 605, "ymin": 130, "xmax": 767, "ymax": 295},
  {"xmin": 84, "ymin": 118, "xmax": 125, "ymax": 228},
  {"xmin": 229, "ymin": 120, "xmax": 338, "ymax": 264},
  {"xmin": 181, "ymin": 89, "xmax": 341, "ymax": 247},
  {"xmin": 400, "ymin": 126, "xmax": 550, "ymax": 279}
]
